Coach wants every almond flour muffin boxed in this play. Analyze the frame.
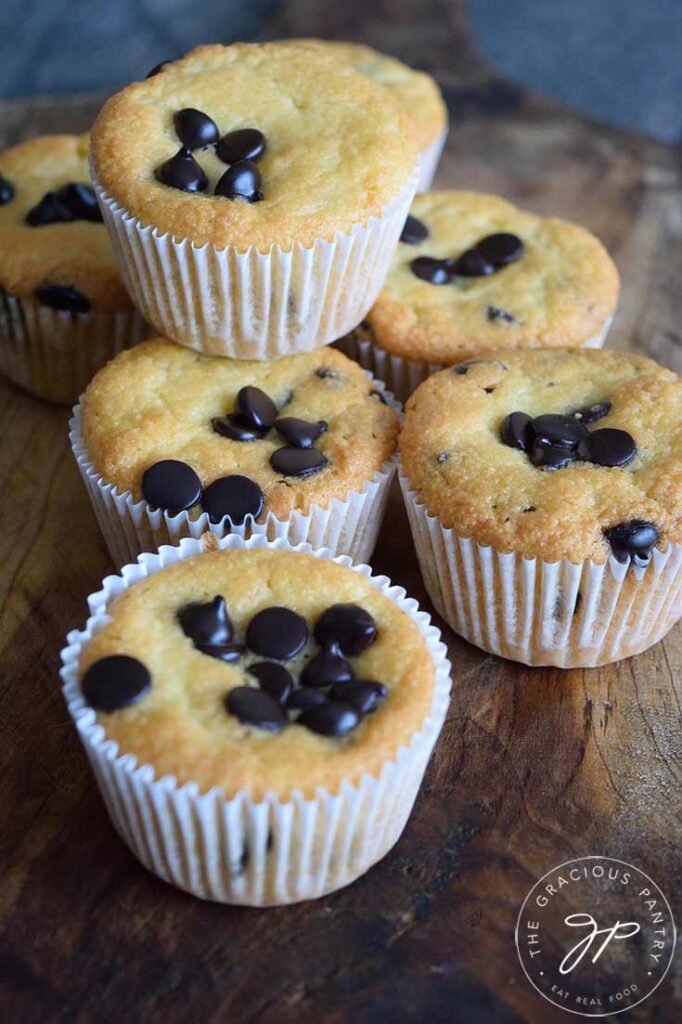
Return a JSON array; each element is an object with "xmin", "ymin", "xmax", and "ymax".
[
  {"xmin": 90, "ymin": 42, "xmax": 419, "ymax": 357},
  {"xmin": 399, "ymin": 349, "xmax": 682, "ymax": 667},
  {"xmin": 74, "ymin": 339, "xmax": 399, "ymax": 565},
  {"xmin": 0, "ymin": 134, "xmax": 144, "ymax": 403},
  {"xmin": 284, "ymin": 40, "xmax": 448, "ymax": 191},
  {"xmin": 338, "ymin": 191, "xmax": 619, "ymax": 401},
  {"xmin": 62, "ymin": 537, "xmax": 451, "ymax": 903}
]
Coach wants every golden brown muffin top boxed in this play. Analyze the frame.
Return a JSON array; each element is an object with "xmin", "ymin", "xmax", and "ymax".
[
  {"xmin": 400, "ymin": 349, "xmax": 682, "ymax": 564},
  {"xmin": 82, "ymin": 338, "xmax": 399, "ymax": 523},
  {"xmin": 284, "ymin": 39, "xmax": 447, "ymax": 151},
  {"xmin": 0, "ymin": 134, "xmax": 132, "ymax": 311},
  {"xmin": 90, "ymin": 42, "xmax": 419, "ymax": 251},
  {"xmin": 79, "ymin": 547, "xmax": 436, "ymax": 799},
  {"xmin": 368, "ymin": 191, "xmax": 619, "ymax": 364}
]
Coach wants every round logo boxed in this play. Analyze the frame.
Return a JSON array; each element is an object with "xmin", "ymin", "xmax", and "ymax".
[{"xmin": 515, "ymin": 856, "xmax": 676, "ymax": 1017}]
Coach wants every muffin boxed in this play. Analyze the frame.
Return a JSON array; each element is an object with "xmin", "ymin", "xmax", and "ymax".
[
  {"xmin": 0, "ymin": 134, "xmax": 144, "ymax": 403},
  {"xmin": 60, "ymin": 535, "xmax": 451, "ymax": 904},
  {"xmin": 284, "ymin": 40, "xmax": 448, "ymax": 191},
  {"xmin": 90, "ymin": 42, "xmax": 419, "ymax": 359},
  {"xmin": 338, "ymin": 191, "xmax": 619, "ymax": 401},
  {"xmin": 399, "ymin": 349, "xmax": 682, "ymax": 667},
  {"xmin": 72, "ymin": 338, "xmax": 400, "ymax": 566}
]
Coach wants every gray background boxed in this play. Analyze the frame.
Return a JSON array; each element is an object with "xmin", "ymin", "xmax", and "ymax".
[{"xmin": 0, "ymin": 0, "xmax": 680, "ymax": 142}]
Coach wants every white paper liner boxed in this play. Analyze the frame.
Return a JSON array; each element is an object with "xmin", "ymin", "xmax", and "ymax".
[
  {"xmin": 399, "ymin": 469, "xmax": 682, "ymax": 668},
  {"xmin": 59, "ymin": 533, "xmax": 452, "ymax": 905},
  {"xmin": 0, "ymin": 289, "xmax": 146, "ymax": 405},
  {"xmin": 92, "ymin": 165, "xmax": 418, "ymax": 359},
  {"xmin": 417, "ymin": 127, "xmax": 448, "ymax": 192},
  {"xmin": 69, "ymin": 377, "xmax": 401, "ymax": 568},
  {"xmin": 337, "ymin": 315, "xmax": 614, "ymax": 404}
]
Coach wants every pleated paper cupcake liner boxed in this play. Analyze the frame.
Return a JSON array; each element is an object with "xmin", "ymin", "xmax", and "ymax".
[
  {"xmin": 337, "ymin": 316, "xmax": 613, "ymax": 404},
  {"xmin": 400, "ymin": 469, "xmax": 682, "ymax": 668},
  {"xmin": 0, "ymin": 289, "xmax": 146, "ymax": 405},
  {"xmin": 417, "ymin": 128, "xmax": 448, "ymax": 192},
  {"xmin": 59, "ymin": 533, "xmax": 452, "ymax": 905},
  {"xmin": 69, "ymin": 377, "xmax": 401, "ymax": 568},
  {"xmin": 92, "ymin": 166, "xmax": 419, "ymax": 360}
]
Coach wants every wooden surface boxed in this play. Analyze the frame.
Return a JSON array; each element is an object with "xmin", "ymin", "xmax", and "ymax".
[{"xmin": 1, "ymin": 4, "xmax": 680, "ymax": 1022}]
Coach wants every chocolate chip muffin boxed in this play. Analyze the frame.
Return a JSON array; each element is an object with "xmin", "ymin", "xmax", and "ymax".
[
  {"xmin": 74, "ymin": 338, "xmax": 399, "ymax": 566},
  {"xmin": 0, "ymin": 134, "xmax": 144, "ymax": 403},
  {"xmin": 63, "ymin": 538, "xmax": 451, "ymax": 903},
  {"xmin": 339, "ymin": 191, "xmax": 619, "ymax": 401},
  {"xmin": 283, "ymin": 40, "xmax": 448, "ymax": 191},
  {"xmin": 90, "ymin": 42, "xmax": 419, "ymax": 357},
  {"xmin": 399, "ymin": 349, "xmax": 682, "ymax": 667}
]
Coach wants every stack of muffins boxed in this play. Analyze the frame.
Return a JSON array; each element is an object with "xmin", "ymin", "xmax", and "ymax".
[{"xmin": 3, "ymin": 39, "xmax": 681, "ymax": 906}]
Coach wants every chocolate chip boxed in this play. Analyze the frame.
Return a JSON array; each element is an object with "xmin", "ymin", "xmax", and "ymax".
[
  {"xmin": 604, "ymin": 520, "xmax": 659, "ymax": 566},
  {"xmin": 529, "ymin": 440, "xmax": 580, "ymax": 471},
  {"xmin": 247, "ymin": 606, "xmax": 309, "ymax": 660},
  {"xmin": 0, "ymin": 174, "xmax": 13, "ymax": 205},
  {"xmin": 81, "ymin": 655, "xmax": 151, "ymax": 712},
  {"xmin": 486, "ymin": 305, "xmax": 518, "ymax": 324},
  {"xmin": 236, "ymin": 386, "xmax": 277, "ymax": 431},
  {"xmin": 25, "ymin": 191, "xmax": 72, "ymax": 226},
  {"xmin": 202, "ymin": 475, "xmax": 264, "ymax": 525},
  {"xmin": 156, "ymin": 147, "xmax": 208, "ymax": 193},
  {"xmin": 142, "ymin": 459, "xmax": 202, "ymax": 514},
  {"xmin": 532, "ymin": 414, "xmax": 587, "ymax": 450},
  {"xmin": 400, "ymin": 214, "xmax": 429, "ymax": 245},
  {"xmin": 211, "ymin": 415, "xmax": 263, "ymax": 442},
  {"xmin": 215, "ymin": 160, "xmax": 262, "ymax": 202},
  {"xmin": 315, "ymin": 367, "xmax": 339, "ymax": 380},
  {"xmin": 436, "ymin": 452, "xmax": 449, "ymax": 463},
  {"xmin": 330, "ymin": 680, "xmax": 388, "ymax": 714},
  {"xmin": 178, "ymin": 595, "xmax": 233, "ymax": 647},
  {"xmin": 476, "ymin": 232, "xmax": 524, "ymax": 267},
  {"xmin": 201, "ymin": 644, "xmax": 245, "ymax": 663},
  {"xmin": 410, "ymin": 256, "xmax": 454, "ymax": 284},
  {"xmin": 287, "ymin": 689, "xmax": 327, "ymax": 711},
  {"xmin": 274, "ymin": 418, "xmax": 327, "ymax": 449},
  {"xmin": 34, "ymin": 284, "xmax": 90, "ymax": 314},
  {"xmin": 584, "ymin": 428, "xmax": 637, "ymax": 468},
  {"xmin": 500, "ymin": 411, "xmax": 533, "ymax": 452},
  {"xmin": 452, "ymin": 248, "xmax": 495, "ymax": 277},
  {"xmin": 146, "ymin": 60, "xmax": 170, "ymax": 78},
  {"xmin": 300, "ymin": 647, "xmax": 353, "ymax": 688},
  {"xmin": 173, "ymin": 108, "xmax": 219, "ymax": 150},
  {"xmin": 455, "ymin": 358, "xmax": 508, "ymax": 375},
  {"xmin": 314, "ymin": 604, "xmax": 377, "ymax": 657},
  {"xmin": 270, "ymin": 447, "xmax": 328, "ymax": 478},
  {"xmin": 225, "ymin": 686, "xmax": 287, "ymax": 733},
  {"xmin": 574, "ymin": 401, "xmax": 612, "ymax": 424},
  {"xmin": 249, "ymin": 662, "xmax": 294, "ymax": 704},
  {"xmin": 216, "ymin": 128, "xmax": 266, "ymax": 165},
  {"xmin": 55, "ymin": 183, "xmax": 102, "ymax": 222},
  {"xmin": 299, "ymin": 701, "xmax": 361, "ymax": 737}
]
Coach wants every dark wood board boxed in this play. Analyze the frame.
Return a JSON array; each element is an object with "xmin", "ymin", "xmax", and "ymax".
[{"xmin": 0, "ymin": 3, "xmax": 680, "ymax": 1021}]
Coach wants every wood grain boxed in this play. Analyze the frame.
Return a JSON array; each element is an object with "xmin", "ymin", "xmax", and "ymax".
[{"xmin": 0, "ymin": 3, "xmax": 680, "ymax": 1021}]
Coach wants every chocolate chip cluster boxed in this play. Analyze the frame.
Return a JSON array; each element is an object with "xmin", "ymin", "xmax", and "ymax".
[
  {"xmin": 500, "ymin": 402, "xmax": 637, "ymax": 470},
  {"xmin": 400, "ymin": 213, "xmax": 525, "ymax": 284},
  {"xmin": 495, "ymin": 399, "xmax": 660, "ymax": 564},
  {"xmin": 25, "ymin": 182, "xmax": 103, "ymax": 227},
  {"xmin": 5, "ymin": 179, "xmax": 103, "ymax": 313},
  {"xmin": 212, "ymin": 385, "xmax": 329, "ymax": 478},
  {"xmin": 140, "ymin": 379, "xmax": 333, "ymax": 524},
  {"xmin": 81, "ymin": 597, "xmax": 388, "ymax": 739},
  {"xmin": 156, "ymin": 106, "xmax": 266, "ymax": 202}
]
